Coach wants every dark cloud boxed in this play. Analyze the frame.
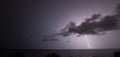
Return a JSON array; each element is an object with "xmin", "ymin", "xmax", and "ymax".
[
  {"xmin": 43, "ymin": 3, "xmax": 120, "ymax": 41},
  {"xmin": 115, "ymin": 3, "xmax": 120, "ymax": 19}
]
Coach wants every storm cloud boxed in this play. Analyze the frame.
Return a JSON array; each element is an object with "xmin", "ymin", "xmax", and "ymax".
[{"xmin": 43, "ymin": 3, "xmax": 120, "ymax": 41}]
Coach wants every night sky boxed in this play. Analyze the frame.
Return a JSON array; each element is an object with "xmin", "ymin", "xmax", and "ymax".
[{"xmin": 2, "ymin": 0, "xmax": 120, "ymax": 49}]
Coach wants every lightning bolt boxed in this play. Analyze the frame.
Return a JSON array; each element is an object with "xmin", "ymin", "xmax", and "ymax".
[{"xmin": 84, "ymin": 35, "xmax": 92, "ymax": 49}]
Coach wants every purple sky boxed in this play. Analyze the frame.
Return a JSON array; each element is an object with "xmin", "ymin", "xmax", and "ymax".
[{"xmin": 2, "ymin": 0, "xmax": 120, "ymax": 49}]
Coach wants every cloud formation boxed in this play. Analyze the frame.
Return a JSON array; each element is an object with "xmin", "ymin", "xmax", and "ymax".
[{"xmin": 43, "ymin": 3, "xmax": 120, "ymax": 41}]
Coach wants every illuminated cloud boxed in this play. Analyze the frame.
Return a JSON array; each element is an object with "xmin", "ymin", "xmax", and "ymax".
[{"xmin": 43, "ymin": 3, "xmax": 120, "ymax": 41}]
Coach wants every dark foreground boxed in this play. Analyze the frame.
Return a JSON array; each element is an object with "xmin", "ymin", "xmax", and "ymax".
[{"xmin": 1, "ymin": 49, "xmax": 120, "ymax": 57}]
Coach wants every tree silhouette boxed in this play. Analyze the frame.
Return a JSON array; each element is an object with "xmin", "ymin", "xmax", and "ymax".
[
  {"xmin": 9, "ymin": 51, "xmax": 25, "ymax": 57},
  {"xmin": 46, "ymin": 52, "xmax": 61, "ymax": 57}
]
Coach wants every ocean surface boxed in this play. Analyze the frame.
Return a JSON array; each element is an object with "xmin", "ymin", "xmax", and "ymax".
[{"xmin": 1, "ymin": 49, "xmax": 120, "ymax": 57}]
